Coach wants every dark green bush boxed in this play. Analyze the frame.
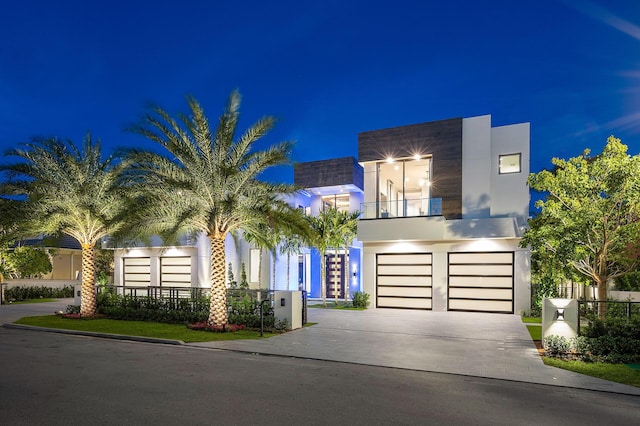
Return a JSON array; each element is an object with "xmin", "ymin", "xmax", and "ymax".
[
  {"xmin": 352, "ymin": 291, "xmax": 370, "ymax": 309},
  {"xmin": 614, "ymin": 272, "xmax": 640, "ymax": 291},
  {"xmin": 228, "ymin": 295, "xmax": 274, "ymax": 329},
  {"xmin": 97, "ymin": 293, "xmax": 209, "ymax": 324},
  {"xmin": 4, "ymin": 285, "xmax": 74, "ymax": 302}
]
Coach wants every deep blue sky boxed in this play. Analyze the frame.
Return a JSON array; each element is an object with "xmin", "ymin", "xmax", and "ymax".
[{"xmin": 1, "ymin": 0, "xmax": 639, "ymax": 187}]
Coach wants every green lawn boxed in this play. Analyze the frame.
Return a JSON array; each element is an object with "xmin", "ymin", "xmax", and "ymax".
[
  {"xmin": 543, "ymin": 357, "xmax": 640, "ymax": 388},
  {"xmin": 526, "ymin": 325, "xmax": 541, "ymax": 341},
  {"xmin": 5, "ymin": 298, "xmax": 58, "ymax": 305},
  {"xmin": 522, "ymin": 317, "xmax": 640, "ymax": 388},
  {"xmin": 308, "ymin": 302, "xmax": 364, "ymax": 310},
  {"xmin": 14, "ymin": 315, "xmax": 276, "ymax": 343}
]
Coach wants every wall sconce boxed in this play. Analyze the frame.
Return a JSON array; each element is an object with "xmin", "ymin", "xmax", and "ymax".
[{"xmin": 555, "ymin": 308, "xmax": 565, "ymax": 321}]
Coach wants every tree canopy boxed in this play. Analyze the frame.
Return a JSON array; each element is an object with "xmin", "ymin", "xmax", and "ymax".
[
  {"xmin": 123, "ymin": 90, "xmax": 310, "ymax": 326},
  {"xmin": 522, "ymin": 136, "xmax": 640, "ymax": 307}
]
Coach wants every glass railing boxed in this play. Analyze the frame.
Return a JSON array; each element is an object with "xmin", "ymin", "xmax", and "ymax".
[{"xmin": 360, "ymin": 198, "xmax": 442, "ymax": 219}]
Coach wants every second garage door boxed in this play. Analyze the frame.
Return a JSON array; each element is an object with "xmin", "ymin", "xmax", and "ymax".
[{"xmin": 447, "ymin": 252, "xmax": 514, "ymax": 314}]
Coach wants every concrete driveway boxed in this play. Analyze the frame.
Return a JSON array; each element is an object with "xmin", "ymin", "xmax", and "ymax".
[
  {"xmin": 191, "ymin": 308, "xmax": 640, "ymax": 396},
  {"xmin": 3, "ymin": 300, "xmax": 640, "ymax": 395}
]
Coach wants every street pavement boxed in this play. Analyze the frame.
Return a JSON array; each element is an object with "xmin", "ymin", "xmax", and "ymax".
[{"xmin": 2, "ymin": 299, "xmax": 640, "ymax": 396}]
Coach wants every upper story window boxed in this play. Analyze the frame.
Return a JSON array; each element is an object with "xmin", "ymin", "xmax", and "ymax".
[
  {"xmin": 322, "ymin": 194, "xmax": 350, "ymax": 212},
  {"xmin": 499, "ymin": 153, "xmax": 521, "ymax": 174},
  {"xmin": 377, "ymin": 156, "xmax": 432, "ymax": 217}
]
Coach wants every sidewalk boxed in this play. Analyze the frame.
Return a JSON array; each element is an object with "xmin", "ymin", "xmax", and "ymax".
[{"xmin": 3, "ymin": 300, "xmax": 640, "ymax": 396}]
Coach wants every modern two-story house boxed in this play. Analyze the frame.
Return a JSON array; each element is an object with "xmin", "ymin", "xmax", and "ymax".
[
  {"xmin": 357, "ymin": 114, "xmax": 530, "ymax": 314},
  {"xmin": 111, "ymin": 114, "xmax": 530, "ymax": 314}
]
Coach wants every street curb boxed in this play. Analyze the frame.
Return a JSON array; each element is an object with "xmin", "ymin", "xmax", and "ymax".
[{"xmin": 2, "ymin": 323, "xmax": 185, "ymax": 346}]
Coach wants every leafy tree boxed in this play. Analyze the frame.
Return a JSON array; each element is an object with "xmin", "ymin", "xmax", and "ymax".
[
  {"xmin": 122, "ymin": 91, "xmax": 309, "ymax": 326},
  {"xmin": 227, "ymin": 262, "xmax": 237, "ymax": 289},
  {"xmin": 239, "ymin": 263, "xmax": 249, "ymax": 289},
  {"xmin": 4, "ymin": 246, "xmax": 52, "ymax": 278},
  {"xmin": 523, "ymin": 136, "xmax": 640, "ymax": 317},
  {"xmin": 0, "ymin": 135, "xmax": 128, "ymax": 316}
]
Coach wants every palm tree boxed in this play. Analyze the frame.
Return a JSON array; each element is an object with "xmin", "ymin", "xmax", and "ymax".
[
  {"xmin": 123, "ymin": 91, "xmax": 309, "ymax": 326},
  {"xmin": 279, "ymin": 231, "xmax": 306, "ymax": 290},
  {"xmin": 0, "ymin": 135, "xmax": 127, "ymax": 316},
  {"xmin": 308, "ymin": 207, "xmax": 343, "ymax": 306},
  {"xmin": 337, "ymin": 210, "xmax": 360, "ymax": 303}
]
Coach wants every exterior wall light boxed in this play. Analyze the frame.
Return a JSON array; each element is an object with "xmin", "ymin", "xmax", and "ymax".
[{"xmin": 555, "ymin": 308, "xmax": 565, "ymax": 321}]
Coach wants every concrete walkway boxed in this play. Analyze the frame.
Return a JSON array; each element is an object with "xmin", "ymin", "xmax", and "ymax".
[{"xmin": 3, "ymin": 300, "xmax": 640, "ymax": 396}]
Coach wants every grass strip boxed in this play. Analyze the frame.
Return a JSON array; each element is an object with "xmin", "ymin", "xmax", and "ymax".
[
  {"xmin": 542, "ymin": 357, "xmax": 640, "ymax": 388},
  {"xmin": 521, "ymin": 316, "xmax": 542, "ymax": 324},
  {"xmin": 14, "ymin": 315, "xmax": 276, "ymax": 343},
  {"xmin": 308, "ymin": 302, "xmax": 364, "ymax": 310},
  {"xmin": 526, "ymin": 325, "xmax": 541, "ymax": 341},
  {"xmin": 6, "ymin": 298, "xmax": 58, "ymax": 305}
]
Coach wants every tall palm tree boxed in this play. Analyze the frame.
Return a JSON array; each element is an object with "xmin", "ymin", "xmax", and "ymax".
[
  {"xmin": 308, "ymin": 207, "xmax": 343, "ymax": 306},
  {"xmin": 0, "ymin": 135, "xmax": 127, "ymax": 316},
  {"xmin": 337, "ymin": 210, "xmax": 360, "ymax": 303},
  {"xmin": 123, "ymin": 91, "xmax": 309, "ymax": 326},
  {"xmin": 279, "ymin": 231, "xmax": 306, "ymax": 290}
]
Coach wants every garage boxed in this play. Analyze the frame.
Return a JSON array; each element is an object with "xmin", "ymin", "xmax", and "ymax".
[
  {"xmin": 447, "ymin": 252, "xmax": 514, "ymax": 314},
  {"xmin": 160, "ymin": 256, "xmax": 192, "ymax": 287},
  {"xmin": 123, "ymin": 257, "xmax": 151, "ymax": 288},
  {"xmin": 376, "ymin": 253, "xmax": 432, "ymax": 310}
]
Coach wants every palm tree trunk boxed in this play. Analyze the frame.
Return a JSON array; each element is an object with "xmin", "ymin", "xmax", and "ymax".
[
  {"xmin": 208, "ymin": 236, "xmax": 228, "ymax": 326},
  {"xmin": 344, "ymin": 245, "xmax": 350, "ymax": 304},
  {"xmin": 79, "ymin": 243, "xmax": 96, "ymax": 317},
  {"xmin": 286, "ymin": 252, "xmax": 291, "ymax": 290},
  {"xmin": 334, "ymin": 251, "xmax": 339, "ymax": 304},
  {"xmin": 320, "ymin": 250, "xmax": 327, "ymax": 307},
  {"xmin": 272, "ymin": 251, "xmax": 276, "ymax": 291}
]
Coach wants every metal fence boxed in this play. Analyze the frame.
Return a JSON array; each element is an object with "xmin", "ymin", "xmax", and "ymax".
[
  {"xmin": 99, "ymin": 285, "xmax": 308, "ymax": 325},
  {"xmin": 577, "ymin": 300, "xmax": 640, "ymax": 335}
]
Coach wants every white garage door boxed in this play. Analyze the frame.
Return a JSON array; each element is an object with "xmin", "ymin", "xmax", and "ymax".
[
  {"xmin": 123, "ymin": 257, "xmax": 151, "ymax": 287},
  {"xmin": 160, "ymin": 256, "xmax": 192, "ymax": 287},
  {"xmin": 447, "ymin": 252, "xmax": 514, "ymax": 314},
  {"xmin": 376, "ymin": 253, "xmax": 432, "ymax": 310}
]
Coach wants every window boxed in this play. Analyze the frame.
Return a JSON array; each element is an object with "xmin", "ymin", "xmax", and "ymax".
[
  {"xmin": 499, "ymin": 153, "xmax": 521, "ymax": 174},
  {"xmin": 321, "ymin": 194, "xmax": 350, "ymax": 212},
  {"xmin": 377, "ymin": 156, "xmax": 432, "ymax": 217}
]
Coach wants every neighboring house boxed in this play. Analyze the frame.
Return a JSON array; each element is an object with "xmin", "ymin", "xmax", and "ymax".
[
  {"xmin": 293, "ymin": 157, "xmax": 364, "ymax": 299},
  {"xmin": 10, "ymin": 235, "xmax": 82, "ymax": 280},
  {"xmin": 357, "ymin": 115, "xmax": 530, "ymax": 314}
]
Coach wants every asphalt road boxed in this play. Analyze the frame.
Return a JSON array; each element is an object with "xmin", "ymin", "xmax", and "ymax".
[{"xmin": 1, "ymin": 328, "xmax": 639, "ymax": 425}]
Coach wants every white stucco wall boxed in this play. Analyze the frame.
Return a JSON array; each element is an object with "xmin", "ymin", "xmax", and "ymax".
[
  {"xmin": 462, "ymin": 115, "xmax": 492, "ymax": 219},
  {"xmin": 490, "ymin": 123, "xmax": 530, "ymax": 218}
]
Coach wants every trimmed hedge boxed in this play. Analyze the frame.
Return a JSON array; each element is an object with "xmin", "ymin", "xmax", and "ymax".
[{"xmin": 3, "ymin": 285, "xmax": 74, "ymax": 302}]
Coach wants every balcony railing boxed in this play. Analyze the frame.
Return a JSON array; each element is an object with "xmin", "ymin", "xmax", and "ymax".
[{"xmin": 360, "ymin": 197, "xmax": 442, "ymax": 219}]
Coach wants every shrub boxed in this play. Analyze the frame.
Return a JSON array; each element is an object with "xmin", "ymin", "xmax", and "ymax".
[
  {"xmin": 352, "ymin": 291, "xmax": 370, "ymax": 309},
  {"xmin": 228, "ymin": 295, "xmax": 275, "ymax": 329},
  {"xmin": 4, "ymin": 285, "xmax": 74, "ymax": 302},
  {"xmin": 614, "ymin": 271, "xmax": 640, "ymax": 291},
  {"xmin": 543, "ymin": 335, "xmax": 570, "ymax": 358},
  {"xmin": 97, "ymin": 294, "xmax": 209, "ymax": 324}
]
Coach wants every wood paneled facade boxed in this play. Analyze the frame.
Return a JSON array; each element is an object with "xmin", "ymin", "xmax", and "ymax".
[
  {"xmin": 294, "ymin": 156, "xmax": 364, "ymax": 190},
  {"xmin": 358, "ymin": 118, "xmax": 463, "ymax": 219}
]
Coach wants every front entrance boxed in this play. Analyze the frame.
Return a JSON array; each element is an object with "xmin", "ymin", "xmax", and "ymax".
[{"xmin": 325, "ymin": 253, "xmax": 346, "ymax": 299}]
